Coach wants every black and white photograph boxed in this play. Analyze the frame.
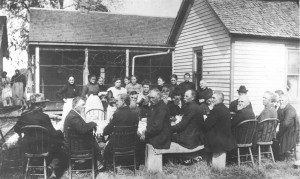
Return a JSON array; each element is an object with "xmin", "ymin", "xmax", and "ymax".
[{"xmin": 0, "ymin": 0, "xmax": 299, "ymax": 178}]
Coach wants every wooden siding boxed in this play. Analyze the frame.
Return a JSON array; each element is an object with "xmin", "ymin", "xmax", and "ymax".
[
  {"xmin": 233, "ymin": 40, "xmax": 286, "ymax": 115},
  {"xmin": 173, "ymin": 0, "xmax": 231, "ymax": 104}
]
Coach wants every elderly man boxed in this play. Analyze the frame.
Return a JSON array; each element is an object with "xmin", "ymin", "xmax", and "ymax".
[
  {"xmin": 231, "ymin": 95, "xmax": 255, "ymax": 129},
  {"xmin": 229, "ymin": 86, "xmax": 252, "ymax": 114},
  {"xmin": 64, "ymin": 96, "xmax": 104, "ymax": 170},
  {"xmin": 177, "ymin": 73, "xmax": 195, "ymax": 100},
  {"xmin": 196, "ymin": 80, "xmax": 213, "ymax": 105},
  {"xmin": 171, "ymin": 89, "xmax": 204, "ymax": 149},
  {"xmin": 276, "ymin": 95, "xmax": 298, "ymax": 161},
  {"xmin": 204, "ymin": 92, "xmax": 237, "ymax": 168},
  {"xmin": 257, "ymin": 91, "xmax": 277, "ymax": 122},
  {"xmin": 14, "ymin": 93, "xmax": 65, "ymax": 179},
  {"xmin": 140, "ymin": 89, "xmax": 172, "ymax": 149},
  {"xmin": 102, "ymin": 93, "xmax": 139, "ymax": 167}
]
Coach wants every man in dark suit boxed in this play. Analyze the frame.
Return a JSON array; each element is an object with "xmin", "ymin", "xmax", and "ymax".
[
  {"xmin": 204, "ymin": 92, "xmax": 237, "ymax": 168},
  {"xmin": 102, "ymin": 93, "xmax": 139, "ymax": 166},
  {"xmin": 196, "ymin": 80, "xmax": 213, "ymax": 105},
  {"xmin": 231, "ymin": 95, "xmax": 255, "ymax": 129},
  {"xmin": 64, "ymin": 96, "xmax": 104, "ymax": 169},
  {"xmin": 177, "ymin": 73, "xmax": 196, "ymax": 101},
  {"xmin": 140, "ymin": 89, "xmax": 172, "ymax": 149},
  {"xmin": 14, "ymin": 93, "xmax": 65, "ymax": 179},
  {"xmin": 276, "ymin": 95, "xmax": 298, "ymax": 161},
  {"xmin": 171, "ymin": 89, "xmax": 204, "ymax": 149}
]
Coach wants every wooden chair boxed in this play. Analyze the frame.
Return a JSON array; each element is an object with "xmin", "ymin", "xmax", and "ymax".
[
  {"xmin": 256, "ymin": 118, "xmax": 279, "ymax": 165},
  {"xmin": 20, "ymin": 125, "xmax": 49, "ymax": 179},
  {"xmin": 112, "ymin": 125, "xmax": 138, "ymax": 176},
  {"xmin": 233, "ymin": 119, "xmax": 257, "ymax": 167},
  {"xmin": 67, "ymin": 128, "xmax": 95, "ymax": 179}
]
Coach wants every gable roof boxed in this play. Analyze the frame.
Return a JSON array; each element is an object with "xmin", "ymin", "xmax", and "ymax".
[
  {"xmin": 168, "ymin": 0, "xmax": 299, "ymax": 44},
  {"xmin": 29, "ymin": 8, "xmax": 175, "ymax": 47},
  {"xmin": 0, "ymin": 16, "xmax": 8, "ymax": 58},
  {"xmin": 208, "ymin": 0, "xmax": 299, "ymax": 39}
]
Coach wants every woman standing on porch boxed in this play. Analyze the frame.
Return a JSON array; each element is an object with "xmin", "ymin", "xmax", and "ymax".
[
  {"xmin": 56, "ymin": 75, "xmax": 79, "ymax": 131},
  {"xmin": 82, "ymin": 74, "xmax": 104, "ymax": 130}
]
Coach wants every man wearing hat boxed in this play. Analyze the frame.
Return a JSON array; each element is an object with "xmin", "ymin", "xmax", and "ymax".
[
  {"xmin": 229, "ymin": 86, "xmax": 252, "ymax": 115},
  {"xmin": 14, "ymin": 93, "xmax": 66, "ymax": 179}
]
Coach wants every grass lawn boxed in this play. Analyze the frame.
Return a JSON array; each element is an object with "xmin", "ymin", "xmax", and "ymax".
[{"xmin": 1, "ymin": 158, "xmax": 300, "ymax": 179}]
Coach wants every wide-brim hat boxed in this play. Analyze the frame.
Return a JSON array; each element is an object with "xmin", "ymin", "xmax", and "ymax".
[
  {"xmin": 237, "ymin": 85, "xmax": 248, "ymax": 93},
  {"xmin": 28, "ymin": 93, "xmax": 50, "ymax": 104}
]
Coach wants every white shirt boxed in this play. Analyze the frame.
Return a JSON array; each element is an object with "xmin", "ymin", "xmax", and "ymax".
[{"xmin": 107, "ymin": 87, "xmax": 127, "ymax": 98}]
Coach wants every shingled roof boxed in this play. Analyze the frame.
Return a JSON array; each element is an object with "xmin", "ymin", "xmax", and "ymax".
[
  {"xmin": 207, "ymin": 0, "xmax": 300, "ymax": 39},
  {"xmin": 29, "ymin": 8, "xmax": 175, "ymax": 46}
]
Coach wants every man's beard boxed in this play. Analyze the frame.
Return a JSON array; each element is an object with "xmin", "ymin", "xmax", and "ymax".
[{"xmin": 237, "ymin": 105, "xmax": 244, "ymax": 111}]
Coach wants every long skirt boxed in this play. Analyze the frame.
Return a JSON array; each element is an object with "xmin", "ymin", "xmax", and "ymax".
[
  {"xmin": 56, "ymin": 98, "xmax": 73, "ymax": 132},
  {"xmin": 2, "ymin": 86, "xmax": 12, "ymax": 106},
  {"xmin": 12, "ymin": 82, "xmax": 24, "ymax": 105},
  {"xmin": 85, "ymin": 95, "xmax": 106, "ymax": 134}
]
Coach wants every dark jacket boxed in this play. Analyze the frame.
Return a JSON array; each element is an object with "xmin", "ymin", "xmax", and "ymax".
[
  {"xmin": 145, "ymin": 100, "xmax": 172, "ymax": 149},
  {"xmin": 81, "ymin": 83, "xmax": 100, "ymax": 97},
  {"xmin": 169, "ymin": 84, "xmax": 180, "ymax": 98},
  {"xmin": 231, "ymin": 104, "xmax": 256, "ymax": 129},
  {"xmin": 171, "ymin": 101, "xmax": 204, "ymax": 149},
  {"xmin": 178, "ymin": 81, "xmax": 195, "ymax": 99},
  {"xmin": 98, "ymin": 84, "xmax": 108, "ymax": 92},
  {"xmin": 11, "ymin": 73, "xmax": 26, "ymax": 89},
  {"xmin": 56, "ymin": 83, "xmax": 79, "ymax": 102},
  {"xmin": 14, "ymin": 108, "xmax": 63, "ymax": 153},
  {"xmin": 196, "ymin": 87, "xmax": 213, "ymax": 104},
  {"xmin": 204, "ymin": 103, "xmax": 237, "ymax": 153},
  {"xmin": 64, "ymin": 109, "xmax": 97, "ymax": 149},
  {"xmin": 103, "ymin": 106, "xmax": 139, "ymax": 162},
  {"xmin": 277, "ymin": 104, "xmax": 298, "ymax": 154}
]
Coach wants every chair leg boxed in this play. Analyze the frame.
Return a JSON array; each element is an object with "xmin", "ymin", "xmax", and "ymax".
[
  {"xmin": 24, "ymin": 158, "xmax": 30, "ymax": 179},
  {"xmin": 237, "ymin": 147, "xmax": 240, "ymax": 166},
  {"xmin": 113, "ymin": 155, "xmax": 116, "ymax": 176},
  {"xmin": 133, "ymin": 153, "xmax": 136, "ymax": 175},
  {"xmin": 249, "ymin": 147, "xmax": 255, "ymax": 167},
  {"xmin": 69, "ymin": 159, "xmax": 72, "ymax": 179},
  {"xmin": 269, "ymin": 145, "xmax": 275, "ymax": 164},
  {"xmin": 92, "ymin": 158, "xmax": 95, "ymax": 179},
  {"xmin": 44, "ymin": 157, "xmax": 47, "ymax": 179},
  {"xmin": 258, "ymin": 145, "xmax": 261, "ymax": 166}
]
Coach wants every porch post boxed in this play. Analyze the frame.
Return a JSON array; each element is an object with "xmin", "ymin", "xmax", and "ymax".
[
  {"xmin": 35, "ymin": 46, "xmax": 40, "ymax": 93},
  {"xmin": 126, "ymin": 49, "xmax": 129, "ymax": 76},
  {"xmin": 83, "ymin": 48, "xmax": 89, "ymax": 85}
]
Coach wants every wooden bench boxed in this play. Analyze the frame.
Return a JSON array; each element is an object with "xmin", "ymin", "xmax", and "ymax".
[{"xmin": 145, "ymin": 142, "xmax": 204, "ymax": 172}]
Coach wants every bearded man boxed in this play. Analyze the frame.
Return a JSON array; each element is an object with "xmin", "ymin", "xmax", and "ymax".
[
  {"xmin": 276, "ymin": 95, "xmax": 298, "ymax": 161},
  {"xmin": 231, "ymin": 95, "xmax": 255, "ymax": 129}
]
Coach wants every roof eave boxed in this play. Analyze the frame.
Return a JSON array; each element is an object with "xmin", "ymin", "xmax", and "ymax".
[
  {"xmin": 231, "ymin": 33, "xmax": 300, "ymax": 41},
  {"xmin": 28, "ymin": 41, "xmax": 175, "ymax": 49}
]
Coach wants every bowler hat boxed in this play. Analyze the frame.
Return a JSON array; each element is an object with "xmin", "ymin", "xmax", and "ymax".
[
  {"xmin": 29, "ymin": 93, "xmax": 50, "ymax": 104},
  {"xmin": 237, "ymin": 86, "xmax": 248, "ymax": 93}
]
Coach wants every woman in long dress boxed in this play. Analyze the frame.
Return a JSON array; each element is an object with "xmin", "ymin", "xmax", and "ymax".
[
  {"xmin": 56, "ymin": 75, "xmax": 79, "ymax": 131},
  {"xmin": 106, "ymin": 78, "xmax": 127, "ymax": 120},
  {"xmin": 11, "ymin": 69, "xmax": 26, "ymax": 106},
  {"xmin": 1, "ymin": 71, "xmax": 12, "ymax": 106},
  {"xmin": 82, "ymin": 74, "xmax": 105, "ymax": 133}
]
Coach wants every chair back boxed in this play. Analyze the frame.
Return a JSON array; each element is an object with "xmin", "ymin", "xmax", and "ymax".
[
  {"xmin": 234, "ymin": 119, "xmax": 257, "ymax": 145},
  {"xmin": 257, "ymin": 118, "xmax": 279, "ymax": 142},
  {"xmin": 113, "ymin": 125, "xmax": 138, "ymax": 153},
  {"xmin": 20, "ymin": 125, "xmax": 49, "ymax": 155},
  {"xmin": 67, "ymin": 128, "xmax": 94, "ymax": 156}
]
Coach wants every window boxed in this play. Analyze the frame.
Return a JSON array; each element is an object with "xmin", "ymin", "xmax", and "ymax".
[
  {"xmin": 287, "ymin": 49, "xmax": 300, "ymax": 102},
  {"xmin": 193, "ymin": 47, "xmax": 203, "ymax": 89}
]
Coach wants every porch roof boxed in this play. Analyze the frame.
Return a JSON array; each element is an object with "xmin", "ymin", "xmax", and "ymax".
[{"xmin": 29, "ymin": 8, "xmax": 175, "ymax": 47}]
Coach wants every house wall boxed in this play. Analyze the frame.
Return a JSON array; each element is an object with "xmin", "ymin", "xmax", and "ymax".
[
  {"xmin": 173, "ymin": 0, "xmax": 231, "ymax": 104},
  {"xmin": 232, "ymin": 37, "xmax": 300, "ymax": 115}
]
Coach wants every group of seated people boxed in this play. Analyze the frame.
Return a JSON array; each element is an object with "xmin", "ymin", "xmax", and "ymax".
[{"xmin": 8, "ymin": 72, "xmax": 298, "ymax": 178}]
